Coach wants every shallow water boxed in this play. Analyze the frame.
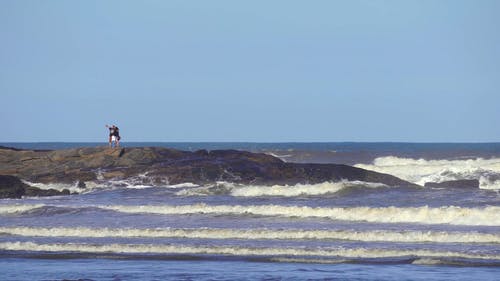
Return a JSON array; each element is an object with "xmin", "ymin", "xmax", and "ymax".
[{"xmin": 2, "ymin": 258, "xmax": 500, "ymax": 281}]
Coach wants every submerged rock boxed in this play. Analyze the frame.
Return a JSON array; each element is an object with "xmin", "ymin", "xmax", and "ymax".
[
  {"xmin": 0, "ymin": 146, "xmax": 417, "ymax": 198},
  {"xmin": 424, "ymin": 179, "xmax": 480, "ymax": 189}
]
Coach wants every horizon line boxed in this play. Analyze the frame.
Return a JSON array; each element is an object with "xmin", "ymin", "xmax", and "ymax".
[{"xmin": 1, "ymin": 141, "xmax": 500, "ymax": 144}]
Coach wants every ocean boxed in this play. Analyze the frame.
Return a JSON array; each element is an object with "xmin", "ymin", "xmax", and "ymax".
[{"xmin": 1, "ymin": 142, "xmax": 499, "ymax": 280}]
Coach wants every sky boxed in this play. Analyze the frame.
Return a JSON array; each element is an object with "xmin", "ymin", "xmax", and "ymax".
[{"xmin": 1, "ymin": 0, "xmax": 499, "ymax": 142}]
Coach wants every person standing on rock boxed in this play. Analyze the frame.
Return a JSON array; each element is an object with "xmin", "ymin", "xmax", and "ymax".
[{"xmin": 106, "ymin": 124, "xmax": 121, "ymax": 148}]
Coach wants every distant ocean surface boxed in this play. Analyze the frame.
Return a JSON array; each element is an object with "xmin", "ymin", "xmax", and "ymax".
[{"xmin": 1, "ymin": 142, "xmax": 500, "ymax": 280}]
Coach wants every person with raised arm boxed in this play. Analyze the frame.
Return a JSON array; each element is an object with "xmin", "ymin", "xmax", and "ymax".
[{"xmin": 105, "ymin": 124, "xmax": 121, "ymax": 148}]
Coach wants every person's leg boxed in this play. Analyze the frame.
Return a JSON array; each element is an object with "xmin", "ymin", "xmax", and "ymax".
[
  {"xmin": 109, "ymin": 136, "xmax": 112, "ymax": 147},
  {"xmin": 116, "ymin": 137, "xmax": 120, "ymax": 147}
]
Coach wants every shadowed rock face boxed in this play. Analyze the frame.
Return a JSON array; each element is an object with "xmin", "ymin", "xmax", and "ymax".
[
  {"xmin": 0, "ymin": 175, "xmax": 26, "ymax": 198},
  {"xmin": 0, "ymin": 146, "xmax": 416, "ymax": 195}
]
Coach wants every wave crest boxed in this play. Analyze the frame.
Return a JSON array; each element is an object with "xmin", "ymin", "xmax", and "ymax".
[
  {"xmin": 1, "ymin": 226, "xmax": 498, "ymax": 244},
  {"xmin": 1, "ymin": 242, "xmax": 499, "ymax": 261},
  {"xmin": 355, "ymin": 156, "xmax": 500, "ymax": 189},
  {"xmin": 0, "ymin": 204, "xmax": 44, "ymax": 215},
  {"xmin": 3, "ymin": 203, "xmax": 499, "ymax": 226},
  {"xmin": 176, "ymin": 181, "xmax": 387, "ymax": 197},
  {"xmin": 102, "ymin": 204, "xmax": 500, "ymax": 226}
]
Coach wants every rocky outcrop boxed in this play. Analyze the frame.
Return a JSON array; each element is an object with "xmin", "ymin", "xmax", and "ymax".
[
  {"xmin": 424, "ymin": 179, "xmax": 480, "ymax": 189},
  {"xmin": 0, "ymin": 146, "xmax": 416, "ymax": 196},
  {"xmin": 0, "ymin": 175, "xmax": 69, "ymax": 199},
  {"xmin": 0, "ymin": 175, "xmax": 26, "ymax": 198}
]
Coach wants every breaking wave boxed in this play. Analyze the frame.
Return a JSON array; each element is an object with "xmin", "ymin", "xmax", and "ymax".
[
  {"xmin": 168, "ymin": 182, "xmax": 199, "ymax": 188},
  {"xmin": 1, "ymin": 242, "xmax": 499, "ymax": 261},
  {"xmin": 21, "ymin": 181, "xmax": 86, "ymax": 194},
  {"xmin": 355, "ymin": 156, "xmax": 500, "ymax": 189},
  {"xmin": 3, "ymin": 203, "xmax": 499, "ymax": 226},
  {"xmin": 22, "ymin": 177, "xmax": 200, "ymax": 195},
  {"xmin": 102, "ymin": 204, "xmax": 500, "ymax": 226},
  {"xmin": 176, "ymin": 181, "xmax": 387, "ymax": 197},
  {"xmin": 0, "ymin": 204, "xmax": 44, "ymax": 215},
  {"xmin": 1, "ymin": 226, "xmax": 499, "ymax": 244}
]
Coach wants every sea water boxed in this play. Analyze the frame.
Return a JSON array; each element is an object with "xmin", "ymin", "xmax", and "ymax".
[{"xmin": 1, "ymin": 142, "xmax": 499, "ymax": 280}]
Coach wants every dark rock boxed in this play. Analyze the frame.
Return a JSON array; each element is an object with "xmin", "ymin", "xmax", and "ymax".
[
  {"xmin": 25, "ymin": 186, "xmax": 71, "ymax": 197},
  {"xmin": 424, "ymin": 179, "xmax": 480, "ymax": 189},
  {"xmin": 77, "ymin": 180, "xmax": 87, "ymax": 189},
  {"xmin": 194, "ymin": 149, "xmax": 209, "ymax": 156},
  {"xmin": 0, "ymin": 175, "xmax": 28, "ymax": 198},
  {"xmin": 0, "ymin": 174, "xmax": 69, "ymax": 198}
]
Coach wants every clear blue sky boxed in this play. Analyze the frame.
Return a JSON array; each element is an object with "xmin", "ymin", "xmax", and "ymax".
[{"xmin": 1, "ymin": 0, "xmax": 499, "ymax": 142}]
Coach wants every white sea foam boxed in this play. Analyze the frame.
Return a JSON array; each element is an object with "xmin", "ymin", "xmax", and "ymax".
[
  {"xmin": 479, "ymin": 176, "xmax": 500, "ymax": 190},
  {"xmin": 176, "ymin": 181, "xmax": 387, "ymax": 197},
  {"xmin": 106, "ymin": 172, "xmax": 154, "ymax": 189},
  {"xmin": 22, "ymin": 180, "xmax": 108, "ymax": 194},
  {"xmin": 1, "ymin": 242, "xmax": 499, "ymax": 261},
  {"xmin": 102, "ymin": 204, "xmax": 500, "ymax": 226},
  {"xmin": 22, "ymin": 176, "xmax": 193, "ymax": 193},
  {"xmin": 168, "ymin": 183, "xmax": 199, "ymax": 188},
  {"xmin": 22, "ymin": 180, "xmax": 85, "ymax": 194},
  {"xmin": 0, "ymin": 204, "xmax": 44, "ymax": 215},
  {"xmin": 1, "ymin": 226, "xmax": 498, "ymax": 244},
  {"xmin": 101, "ymin": 172, "xmax": 175, "ymax": 189},
  {"xmin": 355, "ymin": 156, "xmax": 500, "ymax": 189},
  {"xmin": 269, "ymin": 257, "xmax": 348, "ymax": 264},
  {"xmin": 264, "ymin": 152, "xmax": 292, "ymax": 161},
  {"xmin": 411, "ymin": 258, "xmax": 448, "ymax": 265},
  {"xmin": 230, "ymin": 181, "xmax": 387, "ymax": 197},
  {"xmin": 3, "ymin": 203, "xmax": 499, "ymax": 226}
]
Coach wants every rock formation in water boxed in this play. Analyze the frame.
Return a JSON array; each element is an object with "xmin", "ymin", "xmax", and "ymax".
[
  {"xmin": 424, "ymin": 179, "xmax": 480, "ymax": 189},
  {"xmin": 0, "ymin": 174, "xmax": 70, "ymax": 199},
  {"xmin": 0, "ymin": 146, "xmax": 416, "ymax": 198}
]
